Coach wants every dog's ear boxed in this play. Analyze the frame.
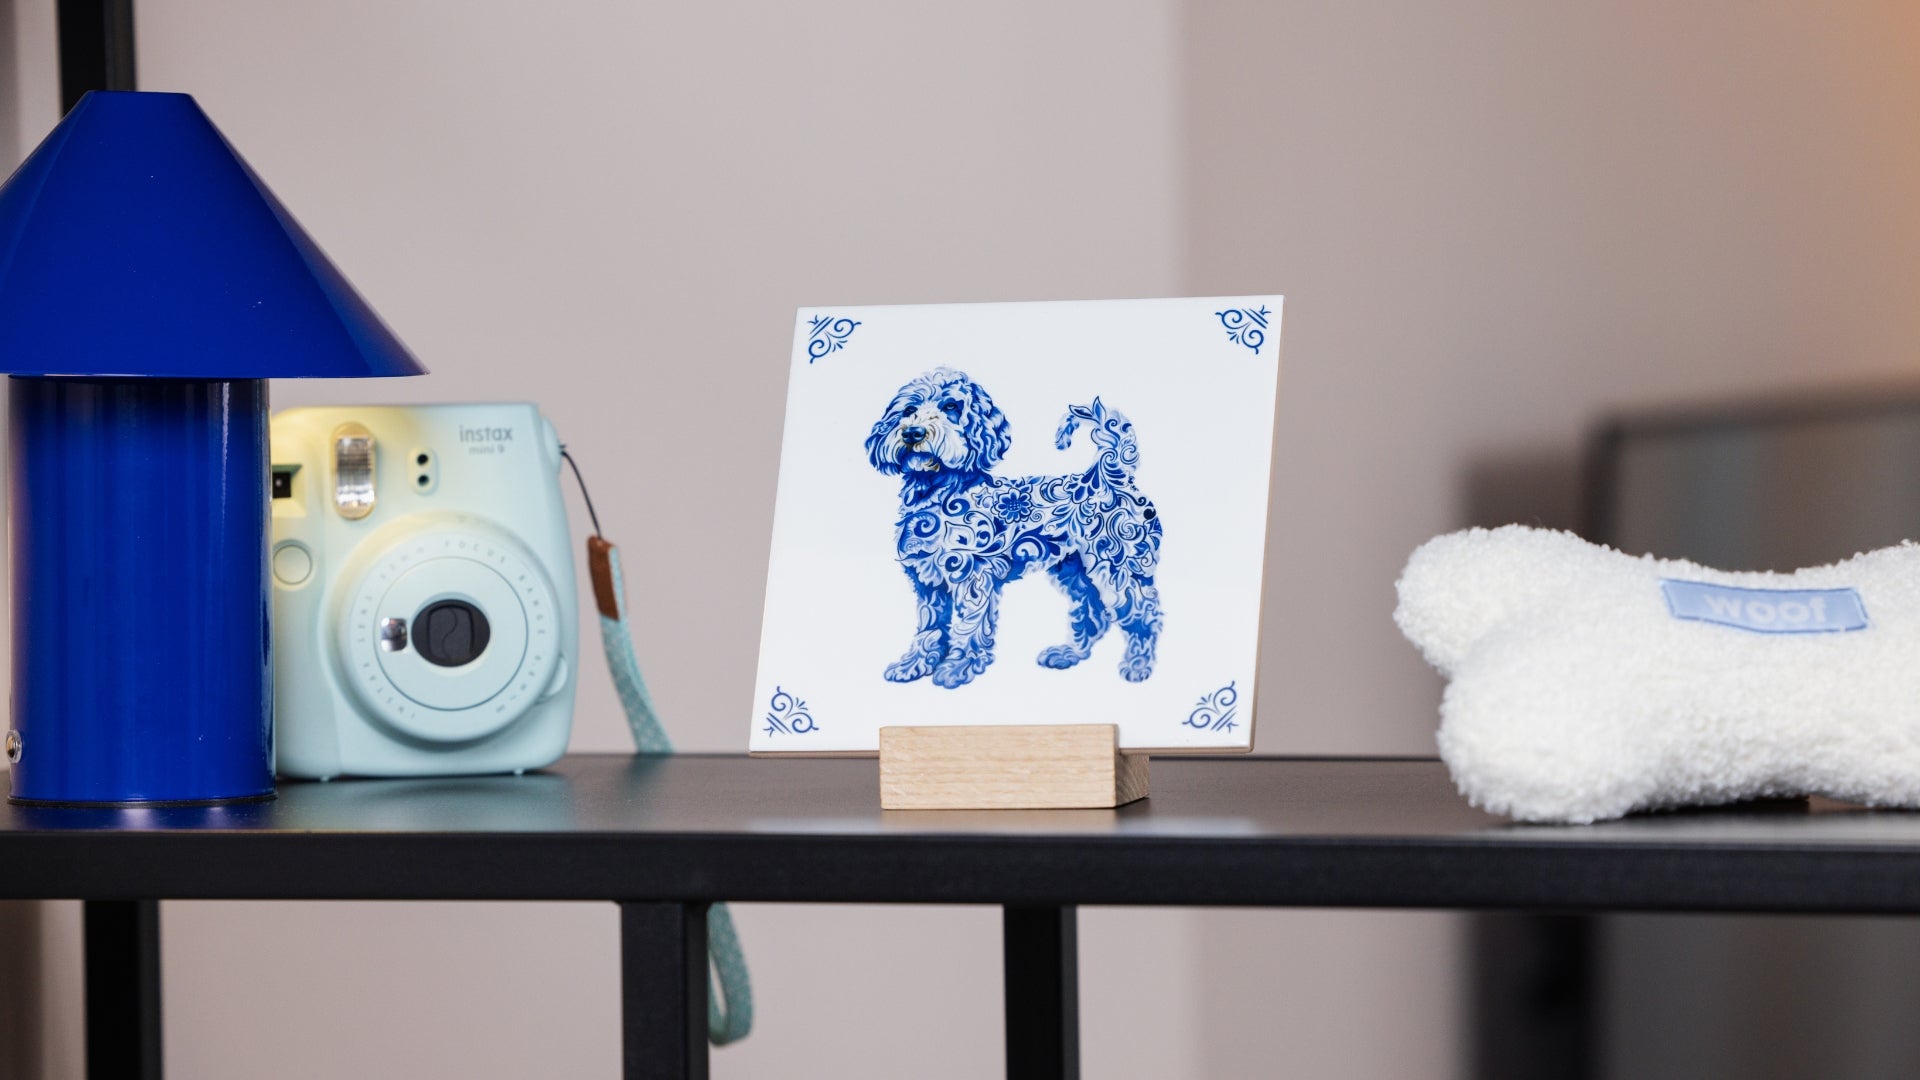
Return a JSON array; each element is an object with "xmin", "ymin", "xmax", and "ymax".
[
  {"xmin": 866, "ymin": 414, "xmax": 902, "ymax": 476},
  {"xmin": 964, "ymin": 379, "xmax": 1011, "ymax": 470},
  {"xmin": 867, "ymin": 380, "xmax": 918, "ymax": 476}
]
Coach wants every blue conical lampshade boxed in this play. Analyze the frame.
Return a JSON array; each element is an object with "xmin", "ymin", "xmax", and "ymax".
[
  {"xmin": 0, "ymin": 90, "xmax": 425, "ymax": 377},
  {"xmin": 3, "ymin": 91, "xmax": 429, "ymax": 806}
]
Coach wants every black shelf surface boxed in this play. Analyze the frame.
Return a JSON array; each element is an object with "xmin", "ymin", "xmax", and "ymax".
[{"xmin": 7, "ymin": 754, "xmax": 1920, "ymax": 913}]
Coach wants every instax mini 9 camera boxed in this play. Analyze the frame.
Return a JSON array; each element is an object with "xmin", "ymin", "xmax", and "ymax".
[{"xmin": 270, "ymin": 404, "xmax": 577, "ymax": 779}]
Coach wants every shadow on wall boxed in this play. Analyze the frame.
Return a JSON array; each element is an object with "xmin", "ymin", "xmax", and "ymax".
[
  {"xmin": 0, "ymin": 0, "xmax": 16, "ymax": 168},
  {"xmin": 1461, "ymin": 447, "xmax": 1585, "ymax": 535},
  {"xmin": 0, "ymin": 1, "xmax": 21, "ymax": 1067},
  {"xmin": 0, "ymin": 901, "xmax": 44, "ymax": 1077}
]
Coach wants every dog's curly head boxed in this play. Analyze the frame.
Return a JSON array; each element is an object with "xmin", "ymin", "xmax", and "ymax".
[{"xmin": 866, "ymin": 367, "xmax": 1011, "ymax": 477}]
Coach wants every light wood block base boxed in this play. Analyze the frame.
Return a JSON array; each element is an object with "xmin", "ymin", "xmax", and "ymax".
[{"xmin": 878, "ymin": 724, "xmax": 1149, "ymax": 810}]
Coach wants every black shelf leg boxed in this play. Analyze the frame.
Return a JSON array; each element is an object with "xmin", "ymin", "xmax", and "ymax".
[
  {"xmin": 621, "ymin": 901, "xmax": 708, "ymax": 1080},
  {"xmin": 57, "ymin": 0, "xmax": 138, "ymax": 113},
  {"xmin": 84, "ymin": 899, "xmax": 162, "ymax": 1080},
  {"xmin": 1472, "ymin": 913, "xmax": 1598, "ymax": 1080},
  {"xmin": 1004, "ymin": 905, "xmax": 1079, "ymax": 1080}
]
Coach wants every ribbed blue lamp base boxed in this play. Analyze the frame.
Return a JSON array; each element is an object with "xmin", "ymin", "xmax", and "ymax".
[{"xmin": 7, "ymin": 377, "xmax": 274, "ymax": 804}]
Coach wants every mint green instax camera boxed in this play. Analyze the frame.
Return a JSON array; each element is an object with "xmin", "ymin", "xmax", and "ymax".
[{"xmin": 269, "ymin": 404, "xmax": 578, "ymax": 779}]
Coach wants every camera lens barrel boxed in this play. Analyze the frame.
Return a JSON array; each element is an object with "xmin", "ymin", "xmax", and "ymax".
[{"xmin": 413, "ymin": 600, "xmax": 491, "ymax": 667}]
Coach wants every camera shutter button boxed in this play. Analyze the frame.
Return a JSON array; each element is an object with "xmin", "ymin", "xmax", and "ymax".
[{"xmin": 272, "ymin": 543, "xmax": 313, "ymax": 585}]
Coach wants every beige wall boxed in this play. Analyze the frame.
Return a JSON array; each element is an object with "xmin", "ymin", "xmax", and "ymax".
[
  {"xmin": 1183, "ymin": 5, "xmax": 1920, "ymax": 1074},
  {"xmin": 1190, "ymin": 0, "xmax": 1920, "ymax": 756},
  {"xmin": 8, "ymin": 2, "xmax": 1213, "ymax": 1077},
  {"xmin": 7, "ymin": 1, "xmax": 1920, "ymax": 1077}
]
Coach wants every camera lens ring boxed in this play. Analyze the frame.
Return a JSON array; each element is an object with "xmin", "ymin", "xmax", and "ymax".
[{"xmin": 338, "ymin": 522, "xmax": 561, "ymax": 744}]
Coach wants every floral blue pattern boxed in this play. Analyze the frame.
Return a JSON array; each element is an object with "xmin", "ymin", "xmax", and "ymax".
[
  {"xmin": 1213, "ymin": 306, "xmax": 1270, "ymax": 356},
  {"xmin": 994, "ymin": 488, "xmax": 1035, "ymax": 523},
  {"xmin": 763, "ymin": 686, "xmax": 818, "ymax": 736},
  {"xmin": 807, "ymin": 315, "xmax": 860, "ymax": 362},
  {"xmin": 1185, "ymin": 681, "xmax": 1238, "ymax": 732}
]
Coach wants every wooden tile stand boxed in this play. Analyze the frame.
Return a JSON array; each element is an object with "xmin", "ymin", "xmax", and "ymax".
[{"xmin": 878, "ymin": 724, "xmax": 1149, "ymax": 810}]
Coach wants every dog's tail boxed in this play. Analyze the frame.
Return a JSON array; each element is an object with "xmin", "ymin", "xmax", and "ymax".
[{"xmin": 1055, "ymin": 397, "xmax": 1140, "ymax": 478}]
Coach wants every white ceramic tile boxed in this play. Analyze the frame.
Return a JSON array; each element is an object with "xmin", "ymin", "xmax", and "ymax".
[{"xmin": 752, "ymin": 297, "xmax": 1281, "ymax": 752}]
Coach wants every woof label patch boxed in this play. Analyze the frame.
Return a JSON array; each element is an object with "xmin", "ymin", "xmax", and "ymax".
[{"xmin": 1660, "ymin": 580, "xmax": 1868, "ymax": 634}]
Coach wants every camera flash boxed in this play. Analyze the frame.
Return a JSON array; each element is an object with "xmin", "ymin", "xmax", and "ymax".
[{"xmin": 333, "ymin": 423, "xmax": 376, "ymax": 520}]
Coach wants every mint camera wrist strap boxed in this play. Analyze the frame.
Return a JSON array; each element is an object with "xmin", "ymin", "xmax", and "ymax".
[{"xmin": 566, "ymin": 452, "xmax": 754, "ymax": 1046}]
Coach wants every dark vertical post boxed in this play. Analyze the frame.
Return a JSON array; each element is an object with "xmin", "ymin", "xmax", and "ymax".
[
  {"xmin": 1004, "ymin": 905, "xmax": 1079, "ymax": 1080},
  {"xmin": 621, "ymin": 902, "xmax": 708, "ymax": 1080},
  {"xmin": 84, "ymin": 899, "xmax": 162, "ymax": 1080},
  {"xmin": 58, "ymin": 0, "xmax": 137, "ymax": 113},
  {"xmin": 65, "ymin": 5, "xmax": 152, "ymax": 1075},
  {"xmin": 1471, "ymin": 914, "xmax": 1598, "ymax": 1080},
  {"xmin": 1467, "ymin": 419, "xmax": 1619, "ymax": 1079}
]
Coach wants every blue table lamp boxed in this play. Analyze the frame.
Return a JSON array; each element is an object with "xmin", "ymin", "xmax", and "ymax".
[{"xmin": 0, "ymin": 91, "xmax": 426, "ymax": 804}]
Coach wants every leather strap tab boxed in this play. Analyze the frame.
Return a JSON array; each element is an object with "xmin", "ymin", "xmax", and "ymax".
[{"xmin": 587, "ymin": 536, "xmax": 621, "ymax": 619}]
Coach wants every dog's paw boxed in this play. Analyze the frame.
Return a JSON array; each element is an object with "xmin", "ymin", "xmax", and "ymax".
[
  {"xmin": 884, "ymin": 654, "xmax": 936, "ymax": 682},
  {"xmin": 1037, "ymin": 645, "xmax": 1087, "ymax": 669},
  {"xmin": 1119, "ymin": 643, "xmax": 1155, "ymax": 682},
  {"xmin": 885, "ymin": 631, "xmax": 946, "ymax": 682},
  {"xmin": 932, "ymin": 652, "xmax": 991, "ymax": 689}
]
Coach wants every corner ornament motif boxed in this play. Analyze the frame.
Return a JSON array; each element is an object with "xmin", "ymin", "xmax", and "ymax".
[
  {"xmin": 764, "ymin": 686, "xmax": 819, "ymax": 737},
  {"xmin": 807, "ymin": 315, "xmax": 861, "ymax": 363},
  {"xmin": 1213, "ymin": 306, "xmax": 1269, "ymax": 356},
  {"xmin": 1184, "ymin": 680, "xmax": 1239, "ymax": 732}
]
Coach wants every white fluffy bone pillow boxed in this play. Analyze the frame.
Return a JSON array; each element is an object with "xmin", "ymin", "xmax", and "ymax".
[{"xmin": 1394, "ymin": 524, "xmax": 1920, "ymax": 823}]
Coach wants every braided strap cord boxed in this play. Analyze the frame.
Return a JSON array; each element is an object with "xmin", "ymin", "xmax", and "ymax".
[
  {"xmin": 598, "ymin": 597, "xmax": 671, "ymax": 755},
  {"xmin": 598, "ymin": 545, "xmax": 754, "ymax": 1045},
  {"xmin": 704, "ymin": 903, "xmax": 754, "ymax": 1043}
]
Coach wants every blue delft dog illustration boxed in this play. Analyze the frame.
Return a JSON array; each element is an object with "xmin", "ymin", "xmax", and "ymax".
[{"xmin": 865, "ymin": 367, "xmax": 1164, "ymax": 689}]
